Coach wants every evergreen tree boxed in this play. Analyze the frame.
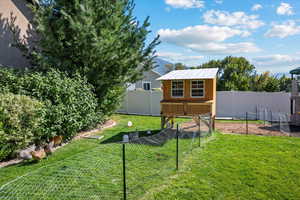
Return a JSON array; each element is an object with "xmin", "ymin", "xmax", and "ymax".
[{"xmin": 14, "ymin": 0, "xmax": 159, "ymax": 115}]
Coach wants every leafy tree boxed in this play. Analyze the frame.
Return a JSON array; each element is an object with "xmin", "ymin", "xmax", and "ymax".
[
  {"xmin": 199, "ymin": 56, "xmax": 255, "ymax": 91},
  {"xmin": 13, "ymin": 0, "xmax": 159, "ymax": 116},
  {"xmin": 251, "ymin": 72, "xmax": 291, "ymax": 92},
  {"xmin": 164, "ymin": 64, "xmax": 174, "ymax": 73},
  {"xmin": 279, "ymin": 75, "xmax": 292, "ymax": 92},
  {"xmin": 174, "ymin": 63, "xmax": 187, "ymax": 70}
]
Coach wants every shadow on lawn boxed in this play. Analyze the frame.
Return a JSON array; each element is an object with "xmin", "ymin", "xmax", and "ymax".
[
  {"xmin": 101, "ymin": 128, "xmax": 207, "ymax": 147},
  {"xmin": 101, "ymin": 129, "xmax": 162, "ymax": 144},
  {"xmin": 259, "ymin": 123, "xmax": 300, "ymax": 137}
]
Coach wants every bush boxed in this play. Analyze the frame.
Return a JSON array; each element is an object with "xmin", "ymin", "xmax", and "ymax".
[
  {"xmin": 0, "ymin": 67, "xmax": 102, "ymax": 141},
  {"xmin": 0, "ymin": 94, "xmax": 44, "ymax": 160}
]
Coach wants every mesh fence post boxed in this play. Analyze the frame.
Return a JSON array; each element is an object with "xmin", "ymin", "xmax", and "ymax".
[
  {"xmin": 263, "ymin": 109, "xmax": 266, "ymax": 126},
  {"xmin": 176, "ymin": 124, "xmax": 179, "ymax": 170},
  {"xmin": 279, "ymin": 115, "xmax": 282, "ymax": 132},
  {"xmin": 256, "ymin": 105, "xmax": 258, "ymax": 120},
  {"xmin": 270, "ymin": 111, "xmax": 273, "ymax": 125},
  {"xmin": 246, "ymin": 112, "xmax": 249, "ymax": 135},
  {"xmin": 209, "ymin": 114, "xmax": 212, "ymax": 135},
  {"xmin": 122, "ymin": 144, "xmax": 127, "ymax": 200},
  {"xmin": 198, "ymin": 116, "xmax": 201, "ymax": 147}
]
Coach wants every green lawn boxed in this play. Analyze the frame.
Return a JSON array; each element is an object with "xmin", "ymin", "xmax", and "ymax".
[
  {"xmin": 1, "ymin": 115, "xmax": 300, "ymax": 200},
  {"xmin": 149, "ymin": 133, "xmax": 300, "ymax": 200}
]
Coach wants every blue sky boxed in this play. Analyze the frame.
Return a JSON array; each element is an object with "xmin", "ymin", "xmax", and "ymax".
[{"xmin": 134, "ymin": 0, "xmax": 300, "ymax": 74}]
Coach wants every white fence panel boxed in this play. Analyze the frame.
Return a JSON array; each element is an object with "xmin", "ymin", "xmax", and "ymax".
[{"xmin": 118, "ymin": 90, "xmax": 290, "ymax": 118}]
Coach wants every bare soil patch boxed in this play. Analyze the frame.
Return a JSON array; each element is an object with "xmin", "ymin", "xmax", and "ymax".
[
  {"xmin": 216, "ymin": 122, "xmax": 288, "ymax": 137},
  {"xmin": 180, "ymin": 120, "xmax": 297, "ymax": 137}
]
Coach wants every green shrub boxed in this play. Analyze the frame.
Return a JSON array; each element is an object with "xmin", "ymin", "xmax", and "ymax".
[
  {"xmin": 0, "ymin": 94, "xmax": 44, "ymax": 160},
  {"xmin": 0, "ymin": 67, "xmax": 102, "ymax": 141}
]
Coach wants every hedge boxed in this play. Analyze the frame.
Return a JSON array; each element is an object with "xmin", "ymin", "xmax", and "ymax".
[
  {"xmin": 0, "ymin": 93, "xmax": 44, "ymax": 160},
  {"xmin": 0, "ymin": 68, "xmax": 102, "ymax": 142}
]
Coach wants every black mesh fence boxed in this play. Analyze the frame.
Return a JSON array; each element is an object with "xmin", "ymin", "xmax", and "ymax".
[
  {"xmin": 0, "ymin": 115, "xmax": 214, "ymax": 200},
  {"xmin": 0, "ymin": 144, "xmax": 123, "ymax": 200},
  {"xmin": 228, "ymin": 110, "xmax": 292, "ymax": 136}
]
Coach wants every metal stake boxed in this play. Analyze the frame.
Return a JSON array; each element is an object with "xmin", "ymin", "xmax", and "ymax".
[
  {"xmin": 176, "ymin": 124, "xmax": 179, "ymax": 170},
  {"xmin": 198, "ymin": 116, "xmax": 201, "ymax": 147},
  {"xmin": 246, "ymin": 112, "xmax": 249, "ymax": 135},
  {"xmin": 122, "ymin": 144, "xmax": 127, "ymax": 200}
]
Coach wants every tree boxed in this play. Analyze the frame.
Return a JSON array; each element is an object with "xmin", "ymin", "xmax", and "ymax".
[
  {"xmin": 13, "ymin": 0, "xmax": 159, "ymax": 115},
  {"xmin": 164, "ymin": 64, "xmax": 174, "ymax": 73},
  {"xmin": 199, "ymin": 56, "xmax": 255, "ymax": 91},
  {"xmin": 174, "ymin": 63, "xmax": 186, "ymax": 70},
  {"xmin": 251, "ymin": 72, "xmax": 292, "ymax": 92},
  {"xmin": 279, "ymin": 75, "xmax": 292, "ymax": 92}
]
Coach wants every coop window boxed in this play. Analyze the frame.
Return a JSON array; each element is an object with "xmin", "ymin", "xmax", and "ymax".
[
  {"xmin": 191, "ymin": 80, "xmax": 205, "ymax": 97},
  {"xmin": 143, "ymin": 82, "xmax": 151, "ymax": 91},
  {"xmin": 172, "ymin": 80, "xmax": 184, "ymax": 97}
]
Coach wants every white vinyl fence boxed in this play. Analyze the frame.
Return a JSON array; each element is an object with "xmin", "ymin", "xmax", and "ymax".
[{"xmin": 118, "ymin": 90, "xmax": 291, "ymax": 118}]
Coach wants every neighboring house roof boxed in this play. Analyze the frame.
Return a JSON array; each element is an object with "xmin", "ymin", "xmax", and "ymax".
[
  {"xmin": 152, "ymin": 58, "xmax": 173, "ymax": 76},
  {"xmin": 157, "ymin": 68, "xmax": 219, "ymax": 81},
  {"xmin": 290, "ymin": 67, "xmax": 300, "ymax": 75}
]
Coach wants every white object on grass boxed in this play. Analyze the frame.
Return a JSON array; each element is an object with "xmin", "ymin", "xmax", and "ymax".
[
  {"xmin": 127, "ymin": 121, "xmax": 133, "ymax": 127},
  {"xmin": 123, "ymin": 135, "xmax": 129, "ymax": 143},
  {"xmin": 147, "ymin": 130, "xmax": 151, "ymax": 135}
]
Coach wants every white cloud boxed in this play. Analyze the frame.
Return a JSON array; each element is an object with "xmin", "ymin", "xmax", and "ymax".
[
  {"xmin": 203, "ymin": 10, "xmax": 265, "ymax": 29},
  {"xmin": 158, "ymin": 25, "xmax": 250, "ymax": 43},
  {"xmin": 215, "ymin": 0, "xmax": 223, "ymax": 4},
  {"xmin": 252, "ymin": 4, "xmax": 263, "ymax": 11},
  {"xmin": 252, "ymin": 54, "xmax": 300, "ymax": 73},
  {"xmin": 158, "ymin": 25, "xmax": 260, "ymax": 54},
  {"xmin": 265, "ymin": 21, "xmax": 300, "ymax": 38},
  {"xmin": 157, "ymin": 52, "xmax": 204, "ymax": 64},
  {"xmin": 165, "ymin": 0, "xmax": 204, "ymax": 9},
  {"xmin": 277, "ymin": 2, "xmax": 294, "ymax": 15},
  {"xmin": 253, "ymin": 54, "xmax": 300, "ymax": 65},
  {"xmin": 165, "ymin": 7, "xmax": 171, "ymax": 12}
]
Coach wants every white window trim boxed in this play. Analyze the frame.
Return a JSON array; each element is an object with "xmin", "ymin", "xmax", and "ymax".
[
  {"xmin": 190, "ymin": 80, "xmax": 205, "ymax": 98},
  {"xmin": 171, "ymin": 80, "xmax": 184, "ymax": 98},
  {"xmin": 142, "ymin": 81, "xmax": 152, "ymax": 91}
]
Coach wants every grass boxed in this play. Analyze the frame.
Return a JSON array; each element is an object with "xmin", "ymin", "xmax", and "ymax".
[
  {"xmin": 0, "ymin": 114, "xmax": 192, "ymax": 200},
  {"xmin": 148, "ymin": 133, "xmax": 300, "ymax": 200},
  {"xmin": 1, "ymin": 115, "xmax": 300, "ymax": 200}
]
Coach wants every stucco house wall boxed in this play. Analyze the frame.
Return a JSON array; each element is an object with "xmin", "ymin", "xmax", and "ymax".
[
  {"xmin": 0, "ymin": 0, "xmax": 32, "ymax": 68},
  {"xmin": 135, "ymin": 70, "xmax": 162, "ymax": 89}
]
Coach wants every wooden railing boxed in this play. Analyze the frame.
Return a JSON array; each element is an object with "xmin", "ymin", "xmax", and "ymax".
[{"xmin": 161, "ymin": 102, "xmax": 212, "ymax": 116}]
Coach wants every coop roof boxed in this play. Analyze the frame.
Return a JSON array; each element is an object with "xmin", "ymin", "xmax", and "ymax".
[{"xmin": 157, "ymin": 68, "xmax": 218, "ymax": 81}]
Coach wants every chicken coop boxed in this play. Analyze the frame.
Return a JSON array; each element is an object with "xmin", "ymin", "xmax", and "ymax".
[{"xmin": 157, "ymin": 68, "xmax": 218, "ymax": 129}]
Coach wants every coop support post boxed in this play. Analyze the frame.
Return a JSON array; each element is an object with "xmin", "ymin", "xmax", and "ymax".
[
  {"xmin": 246, "ymin": 112, "xmax": 249, "ymax": 135},
  {"xmin": 176, "ymin": 124, "xmax": 179, "ymax": 170},
  {"xmin": 122, "ymin": 144, "xmax": 127, "ymax": 200},
  {"xmin": 161, "ymin": 116, "xmax": 165, "ymax": 130}
]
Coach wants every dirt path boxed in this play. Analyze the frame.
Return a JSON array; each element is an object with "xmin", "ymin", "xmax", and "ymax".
[
  {"xmin": 0, "ymin": 120, "xmax": 117, "ymax": 168},
  {"xmin": 180, "ymin": 121, "xmax": 290, "ymax": 137}
]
